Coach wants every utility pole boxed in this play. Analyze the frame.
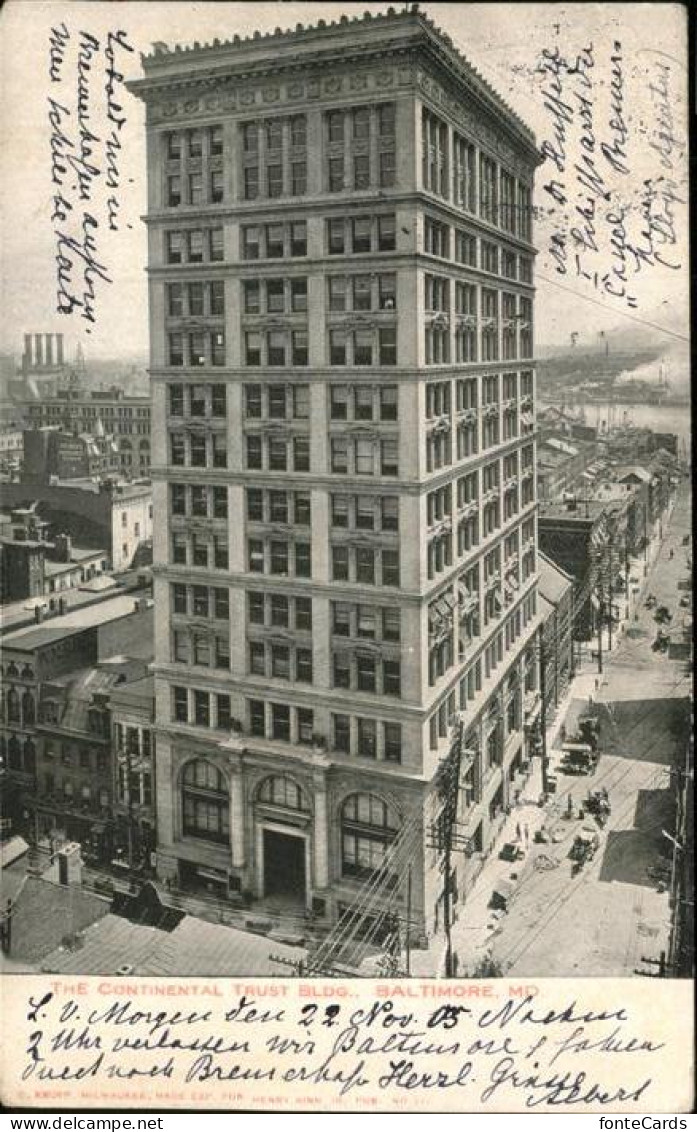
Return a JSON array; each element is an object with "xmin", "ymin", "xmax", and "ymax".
[
  {"xmin": 538, "ymin": 632, "xmax": 549, "ymax": 795},
  {"xmin": 607, "ymin": 542, "xmax": 614, "ymax": 653},
  {"xmin": 432, "ymin": 715, "xmax": 465, "ymax": 978},
  {"xmin": 405, "ymin": 865, "xmax": 412, "ymax": 977}
]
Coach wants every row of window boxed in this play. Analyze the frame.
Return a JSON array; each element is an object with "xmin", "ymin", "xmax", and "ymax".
[
  {"xmin": 170, "ymin": 431, "xmax": 228, "ymax": 468},
  {"xmin": 422, "ymin": 110, "xmax": 533, "ymax": 240},
  {"xmin": 424, "ymin": 216, "xmax": 533, "ymax": 281},
  {"xmin": 42, "ymin": 776, "xmax": 110, "ymax": 809},
  {"xmin": 329, "ymin": 436, "xmax": 398, "ymax": 477},
  {"xmin": 168, "ymin": 331, "xmax": 226, "ymax": 367},
  {"xmin": 167, "ymin": 281, "xmax": 225, "ymax": 318},
  {"xmin": 164, "ymin": 215, "xmax": 398, "ymax": 267},
  {"xmin": 42, "ymin": 741, "xmax": 108, "ymax": 771},
  {"xmin": 173, "ymin": 630, "xmax": 231, "ymax": 670},
  {"xmin": 167, "ymin": 169, "xmax": 225, "ymax": 207},
  {"xmin": 246, "ymin": 488, "xmax": 311, "ymax": 526},
  {"xmin": 169, "ymin": 581, "xmax": 222, "ymax": 622},
  {"xmin": 248, "ymin": 640, "xmax": 313, "ymax": 684},
  {"xmin": 171, "ymin": 532, "xmax": 229, "ymax": 571},
  {"xmin": 170, "ymin": 483, "xmax": 228, "ymax": 519},
  {"xmin": 245, "ymin": 434, "xmax": 311, "ymax": 473}
]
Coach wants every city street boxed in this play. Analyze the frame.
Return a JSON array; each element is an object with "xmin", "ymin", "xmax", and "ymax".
[{"xmin": 439, "ymin": 480, "xmax": 691, "ymax": 978}]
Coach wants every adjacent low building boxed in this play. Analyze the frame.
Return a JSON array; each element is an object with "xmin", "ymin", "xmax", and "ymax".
[
  {"xmin": 34, "ymin": 658, "xmax": 151, "ymax": 864},
  {"xmin": 538, "ymin": 551, "xmax": 574, "ymax": 715},
  {"xmin": 0, "ymin": 478, "xmax": 154, "ymax": 574},
  {"xmin": 0, "ymin": 591, "xmax": 154, "ymax": 839}
]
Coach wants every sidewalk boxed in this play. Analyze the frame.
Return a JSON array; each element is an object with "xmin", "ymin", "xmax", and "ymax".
[{"xmin": 410, "ymin": 492, "xmax": 682, "ymax": 977}]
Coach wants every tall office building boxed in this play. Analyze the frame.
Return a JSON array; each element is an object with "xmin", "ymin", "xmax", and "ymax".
[{"xmin": 131, "ymin": 6, "xmax": 540, "ymax": 937}]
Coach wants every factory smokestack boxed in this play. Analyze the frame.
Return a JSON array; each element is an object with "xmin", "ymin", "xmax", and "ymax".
[
  {"xmin": 34, "ymin": 333, "xmax": 43, "ymax": 367},
  {"xmin": 45, "ymin": 333, "xmax": 54, "ymax": 366}
]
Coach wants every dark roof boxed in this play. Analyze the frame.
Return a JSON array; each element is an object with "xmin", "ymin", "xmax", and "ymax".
[
  {"xmin": 7, "ymin": 875, "xmax": 109, "ymax": 965},
  {"xmin": 538, "ymin": 551, "xmax": 574, "ymax": 604},
  {"xmin": 41, "ymin": 910, "xmax": 306, "ymax": 977}
]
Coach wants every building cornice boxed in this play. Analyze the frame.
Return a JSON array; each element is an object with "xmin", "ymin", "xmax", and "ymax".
[{"xmin": 128, "ymin": 8, "xmax": 536, "ymax": 163}]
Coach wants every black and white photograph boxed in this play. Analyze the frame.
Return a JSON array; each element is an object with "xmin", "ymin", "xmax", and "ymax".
[{"xmin": 0, "ymin": 0, "xmax": 692, "ymax": 1114}]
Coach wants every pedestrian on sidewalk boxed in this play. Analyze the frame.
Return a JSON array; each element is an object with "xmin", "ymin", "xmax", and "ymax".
[
  {"xmin": 516, "ymin": 821, "xmax": 522, "ymax": 842},
  {"xmin": 524, "ymin": 824, "xmax": 530, "ymax": 846}
]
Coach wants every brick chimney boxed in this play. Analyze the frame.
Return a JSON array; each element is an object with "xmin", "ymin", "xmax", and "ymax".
[{"xmin": 53, "ymin": 533, "xmax": 73, "ymax": 562}]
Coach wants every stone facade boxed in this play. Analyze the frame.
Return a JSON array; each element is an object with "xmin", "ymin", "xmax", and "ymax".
[{"xmin": 131, "ymin": 7, "xmax": 541, "ymax": 936}]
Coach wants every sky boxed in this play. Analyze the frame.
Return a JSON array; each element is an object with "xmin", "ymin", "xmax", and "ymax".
[{"xmin": 0, "ymin": 1, "xmax": 689, "ymax": 364}]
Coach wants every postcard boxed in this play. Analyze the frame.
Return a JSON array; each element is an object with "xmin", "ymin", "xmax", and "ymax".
[{"xmin": 0, "ymin": 0, "xmax": 692, "ymax": 1114}]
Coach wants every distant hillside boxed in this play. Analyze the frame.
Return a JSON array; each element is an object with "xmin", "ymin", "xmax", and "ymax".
[{"xmin": 537, "ymin": 347, "xmax": 664, "ymax": 395}]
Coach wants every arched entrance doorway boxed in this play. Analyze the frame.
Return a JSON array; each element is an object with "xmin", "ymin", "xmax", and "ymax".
[{"xmin": 254, "ymin": 775, "xmax": 311, "ymax": 910}]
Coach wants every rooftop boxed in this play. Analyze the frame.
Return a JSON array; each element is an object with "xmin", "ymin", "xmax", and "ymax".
[
  {"xmin": 40, "ymin": 908, "xmax": 306, "ymax": 977},
  {"xmin": 538, "ymin": 550, "xmax": 574, "ymax": 604},
  {"xmin": 40, "ymin": 660, "xmax": 151, "ymax": 733},
  {"xmin": 132, "ymin": 5, "xmax": 537, "ymax": 154},
  {"xmin": 2, "ymin": 591, "xmax": 151, "ymax": 651}
]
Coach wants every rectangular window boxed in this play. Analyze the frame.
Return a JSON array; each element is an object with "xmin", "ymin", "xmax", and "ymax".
[
  {"xmin": 168, "ymin": 283, "xmax": 184, "ymax": 317},
  {"xmin": 379, "ymin": 150, "xmax": 395, "ymax": 188},
  {"xmin": 210, "ymin": 170, "xmax": 224, "ymax": 203},
  {"xmin": 268, "ymin": 331, "xmax": 286, "ymax": 366},
  {"xmin": 354, "ymin": 155, "xmax": 370, "ymax": 190},
  {"xmin": 330, "ymin": 330, "xmax": 347, "ymax": 366},
  {"xmin": 173, "ymin": 687, "xmax": 188, "ymax": 723},
  {"xmin": 377, "ymin": 214, "xmax": 396, "ymax": 250},
  {"xmin": 271, "ymin": 703, "xmax": 290, "ymax": 742},
  {"xmin": 172, "ymin": 582, "xmax": 187, "ymax": 613},
  {"xmin": 293, "ymin": 436, "xmax": 310, "ymax": 472},
  {"xmin": 209, "ymin": 227, "xmax": 224, "ymax": 262},
  {"xmin": 248, "ymin": 539, "xmax": 265, "ymax": 572},
  {"xmin": 168, "ymin": 175, "xmax": 181, "ymax": 206},
  {"xmin": 249, "ymin": 699, "xmax": 265, "ymax": 737},
  {"xmin": 290, "ymin": 221, "xmax": 306, "ymax": 256},
  {"xmin": 328, "ymin": 218, "xmax": 345, "ymax": 255},
  {"xmin": 244, "ymin": 167, "xmax": 259, "ymax": 200},
  {"xmin": 188, "ymin": 230, "xmax": 204, "ymax": 263},
  {"xmin": 356, "ymin": 547, "xmax": 375, "ymax": 584},
  {"xmin": 194, "ymin": 690, "xmax": 210, "ymax": 727},
  {"xmin": 354, "ymin": 330, "xmax": 372, "ymax": 366},
  {"xmin": 381, "ymin": 496, "xmax": 399, "ymax": 531},
  {"xmin": 243, "ymin": 227, "xmax": 260, "ymax": 260},
  {"xmin": 382, "ymin": 549, "xmax": 400, "ymax": 586},
  {"xmin": 168, "ymin": 333, "xmax": 184, "ymax": 367},
  {"xmin": 333, "ymin": 652, "xmax": 351, "ymax": 689},
  {"xmin": 352, "ymin": 218, "xmax": 371, "ymax": 253},
  {"xmin": 245, "ymin": 332, "xmax": 262, "ymax": 366},
  {"xmin": 292, "ymin": 331, "xmax": 308, "ymax": 367},
  {"xmin": 357, "ymin": 718, "xmax": 377, "ymax": 758},
  {"xmin": 329, "ymin": 157, "xmax": 345, "ymax": 192},
  {"xmin": 379, "ymin": 327, "xmax": 397, "ymax": 365},
  {"xmin": 268, "ymin": 438, "xmax": 288, "ymax": 471},
  {"xmin": 334, "ymin": 714, "xmax": 351, "ymax": 753},
  {"xmin": 217, "ymin": 694, "xmax": 231, "ymax": 730},
  {"xmin": 167, "ymin": 232, "xmax": 183, "ymax": 264},
  {"xmin": 295, "ymin": 542, "xmax": 311, "ymax": 578},
  {"xmin": 328, "ymin": 110, "xmax": 344, "ymax": 144},
  {"xmin": 295, "ymin": 596, "xmax": 312, "ymax": 631},
  {"xmin": 248, "ymin": 592, "xmax": 265, "ymax": 624},
  {"xmin": 356, "ymin": 654, "xmax": 377, "ymax": 692},
  {"xmin": 384, "ymin": 722, "xmax": 402, "ymax": 762},
  {"xmin": 291, "ymin": 162, "xmax": 306, "ymax": 196},
  {"xmin": 266, "ymin": 224, "xmax": 284, "ymax": 258},
  {"xmin": 332, "ymin": 545, "xmax": 350, "ymax": 581}
]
